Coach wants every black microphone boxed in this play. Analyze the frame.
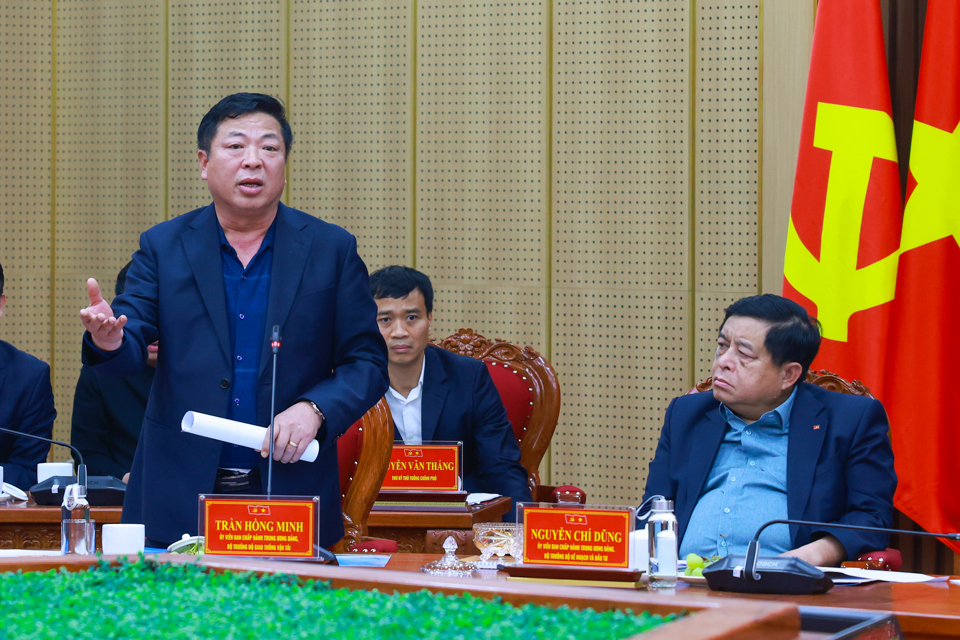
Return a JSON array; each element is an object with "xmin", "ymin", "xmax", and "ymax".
[
  {"xmin": 267, "ymin": 325, "xmax": 281, "ymax": 497},
  {"xmin": 704, "ymin": 518, "xmax": 960, "ymax": 595},
  {"xmin": 0, "ymin": 426, "xmax": 87, "ymax": 497},
  {"xmin": 0, "ymin": 426, "xmax": 127, "ymax": 506}
]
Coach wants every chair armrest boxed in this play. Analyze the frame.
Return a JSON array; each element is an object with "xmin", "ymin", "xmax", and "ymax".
[
  {"xmin": 842, "ymin": 548, "xmax": 902, "ymax": 571},
  {"xmin": 350, "ymin": 539, "xmax": 398, "ymax": 553},
  {"xmin": 532, "ymin": 484, "xmax": 587, "ymax": 504}
]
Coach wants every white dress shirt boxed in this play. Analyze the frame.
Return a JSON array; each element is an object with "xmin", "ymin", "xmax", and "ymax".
[{"xmin": 385, "ymin": 357, "xmax": 426, "ymax": 445}]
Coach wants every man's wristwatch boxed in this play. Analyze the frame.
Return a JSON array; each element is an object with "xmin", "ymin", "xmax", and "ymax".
[{"xmin": 305, "ymin": 400, "xmax": 325, "ymax": 426}]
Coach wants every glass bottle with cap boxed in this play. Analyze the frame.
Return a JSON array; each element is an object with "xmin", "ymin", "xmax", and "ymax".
[
  {"xmin": 61, "ymin": 466, "xmax": 94, "ymax": 555},
  {"xmin": 646, "ymin": 497, "xmax": 678, "ymax": 588}
]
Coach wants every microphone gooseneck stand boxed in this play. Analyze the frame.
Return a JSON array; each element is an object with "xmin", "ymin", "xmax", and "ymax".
[
  {"xmin": 744, "ymin": 519, "xmax": 960, "ymax": 581},
  {"xmin": 0, "ymin": 426, "xmax": 87, "ymax": 497},
  {"xmin": 267, "ymin": 325, "xmax": 281, "ymax": 498}
]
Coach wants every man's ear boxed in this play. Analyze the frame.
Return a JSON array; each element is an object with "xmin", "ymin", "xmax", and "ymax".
[
  {"xmin": 0, "ymin": 293, "xmax": 6, "ymax": 318},
  {"xmin": 198, "ymin": 149, "xmax": 209, "ymax": 180},
  {"xmin": 781, "ymin": 362, "xmax": 804, "ymax": 390}
]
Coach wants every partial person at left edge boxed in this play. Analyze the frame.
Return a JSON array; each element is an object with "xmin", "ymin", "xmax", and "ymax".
[
  {"xmin": 71, "ymin": 261, "xmax": 156, "ymax": 483},
  {"xmin": 78, "ymin": 93, "xmax": 389, "ymax": 549},
  {"xmin": 0, "ymin": 259, "xmax": 57, "ymax": 489}
]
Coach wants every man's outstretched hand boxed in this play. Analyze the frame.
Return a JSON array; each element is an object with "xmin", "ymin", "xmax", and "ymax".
[{"xmin": 79, "ymin": 278, "xmax": 127, "ymax": 352}]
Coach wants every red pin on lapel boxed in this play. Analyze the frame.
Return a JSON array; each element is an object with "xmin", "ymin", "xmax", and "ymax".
[{"xmin": 813, "ymin": 424, "xmax": 821, "ymax": 430}]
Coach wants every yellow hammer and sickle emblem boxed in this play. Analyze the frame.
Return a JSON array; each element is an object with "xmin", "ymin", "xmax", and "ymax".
[
  {"xmin": 784, "ymin": 103, "xmax": 900, "ymax": 341},
  {"xmin": 785, "ymin": 102, "xmax": 960, "ymax": 342}
]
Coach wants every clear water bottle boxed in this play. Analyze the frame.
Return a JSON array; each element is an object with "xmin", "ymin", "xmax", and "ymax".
[{"xmin": 647, "ymin": 498, "xmax": 678, "ymax": 589}]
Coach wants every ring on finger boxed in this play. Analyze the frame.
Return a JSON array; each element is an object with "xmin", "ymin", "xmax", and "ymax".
[{"xmin": 287, "ymin": 441, "xmax": 299, "ymax": 448}]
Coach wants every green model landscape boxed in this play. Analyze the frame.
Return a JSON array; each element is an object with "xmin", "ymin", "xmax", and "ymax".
[{"xmin": 0, "ymin": 558, "xmax": 673, "ymax": 639}]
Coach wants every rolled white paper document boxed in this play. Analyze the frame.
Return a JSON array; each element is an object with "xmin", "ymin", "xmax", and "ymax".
[{"xmin": 181, "ymin": 411, "xmax": 319, "ymax": 463}]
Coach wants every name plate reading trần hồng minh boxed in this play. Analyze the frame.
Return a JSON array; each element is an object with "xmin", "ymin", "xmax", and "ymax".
[{"xmin": 201, "ymin": 495, "xmax": 317, "ymax": 558}]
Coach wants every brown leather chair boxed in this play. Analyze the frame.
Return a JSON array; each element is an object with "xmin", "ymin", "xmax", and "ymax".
[
  {"xmin": 691, "ymin": 368, "xmax": 874, "ymax": 398},
  {"xmin": 333, "ymin": 398, "xmax": 395, "ymax": 553},
  {"xmin": 692, "ymin": 369, "xmax": 901, "ymax": 570},
  {"xmin": 436, "ymin": 328, "xmax": 584, "ymax": 504}
]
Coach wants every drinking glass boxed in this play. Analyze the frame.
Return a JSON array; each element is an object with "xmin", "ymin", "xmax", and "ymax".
[{"xmin": 61, "ymin": 519, "xmax": 96, "ymax": 555}]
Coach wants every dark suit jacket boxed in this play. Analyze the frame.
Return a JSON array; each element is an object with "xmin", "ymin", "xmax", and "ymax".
[
  {"xmin": 70, "ymin": 365, "xmax": 154, "ymax": 479},
  {"xmin": 83, "ymin": 203, "xmax": 389, "ymax": 547},
  {"xmin": 643, "ymin": 382, "xmax": 897, "ymax": 559},
  {"xmin": 0, "ymin": 340, "xmax": 56, "ymax": 489},
  {"xmin": 396, "ymin": 346, "xmax": 531, "ymax": 518}
]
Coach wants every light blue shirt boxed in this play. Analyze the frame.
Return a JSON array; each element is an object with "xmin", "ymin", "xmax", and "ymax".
[{"xmin": 679, "ymin": 387, "xmax": 797, "ymax": 559}]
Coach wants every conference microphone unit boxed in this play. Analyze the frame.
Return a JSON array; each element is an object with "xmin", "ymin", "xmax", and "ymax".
[
  {"xmin": 30, "ymin": 475, "xmax": 127, "ymax": 507},
  {"xmin": 0, "ymin": 425, "xmax": 125, "ymax": 506},
  {"xmin": 703, "ymin": 519, "xmax": 960, "ymax": 595}
]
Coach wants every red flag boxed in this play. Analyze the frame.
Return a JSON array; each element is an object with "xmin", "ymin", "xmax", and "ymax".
[
  {"xmin": 783, "ymin": 0, "xmax": 902, "ymax": 395},
  {"xmin": 886, "ymin": 1, "xmax": 960, "ymax": 549}
]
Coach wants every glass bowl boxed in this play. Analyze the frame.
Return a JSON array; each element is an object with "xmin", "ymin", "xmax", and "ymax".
[{"xmin": 472, "ymin": 522, "xmax": 521, "ymax": 562}]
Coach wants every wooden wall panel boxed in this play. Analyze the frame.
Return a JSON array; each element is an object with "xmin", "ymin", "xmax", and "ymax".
[
  {"xmin": 693, "ymin": 1, "xmax": 761, "ymax": 376},
  {"xmin": 415, "ymin": 0, "xmax": 549, "ymax": 350},
  {"xmin": 761, "ymin": 1, "xmax": 815, "ymax": 294},
  {"xmin": 551, "ymin": 0, "xmax": 692, "ymax": 505},
  {"xmin": 53, "ymin": 0, "xmax": 165, "ymax": 452},
  {"xmin": 0, "ymin": 0, "xmax": 52, "ymax": 364},
  {"xmin": 288, "ymin": 0, "xmax": 412, "ymax": 270}
]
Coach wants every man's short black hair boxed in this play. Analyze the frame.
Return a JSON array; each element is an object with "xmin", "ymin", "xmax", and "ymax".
[
  {"xmin": 116, "ymin": 260, "xmax": 133, "ymax": 297},
  {"xmin": 0, "ymin": 258, "xmax": 4, "ymax": 296},
  {"xmin": 369, "ymin": 266, "xmax": 434, "ymax": 314},
  {"xmin": 722, "ymin": 294, "xmax": 822, "ymax": 377},
  {"xmin": 197, "ymin": 93, "xmax": 293, "ymax": 156}
]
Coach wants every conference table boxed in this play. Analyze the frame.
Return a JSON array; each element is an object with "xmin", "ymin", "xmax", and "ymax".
[
  {"xmin": 382, "ymin": 553, "xmax": 960, "ymax": 639},
  {"xmin": 9, "ymin": 498, "xmax": 958, "ymax": 637},
  {"xmin": 0, "ymin": 496, "xmax": 511, "ymax": 554},
  {"xmin": 6, "ymin": 550, "xmax": 960, "ymax": 639}
]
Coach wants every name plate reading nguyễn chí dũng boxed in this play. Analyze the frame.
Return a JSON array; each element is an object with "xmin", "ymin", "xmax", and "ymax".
[{"xmin": 522, "ymin": 506, "xmax": 633, "ymax": 568}]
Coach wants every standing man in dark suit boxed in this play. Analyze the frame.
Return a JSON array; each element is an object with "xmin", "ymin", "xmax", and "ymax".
[
  {"xmin": 0, "ymin": 259, "xmax": 57, "ymax": 489},
  {"xmin": 79, "ymin": 93, "xmax": 389, "ymax": 548},
  {"xmin": 370, "ymin": 266, "xmax": 531, "ymax": 520},
  {"xmin": 643, "ymin": 294, "xmax": 896, "ymax": 565}
]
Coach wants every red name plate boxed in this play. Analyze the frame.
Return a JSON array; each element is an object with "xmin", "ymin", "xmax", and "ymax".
[
  {"xmin": 204, "ymin": 498, "xmax": 315, "ymax": 557},
  {"xmin": 380, "ymin": 444, "xmax": 460, "ymax": 491},
  {"xmin": 523, "ymin": 507, "xmax": 631, "ymax": 568}
]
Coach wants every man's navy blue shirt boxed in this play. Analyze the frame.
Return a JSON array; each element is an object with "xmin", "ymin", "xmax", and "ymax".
[{"xmin": 217, "ymin": 219, "xmax": 276, "ymax": 469}]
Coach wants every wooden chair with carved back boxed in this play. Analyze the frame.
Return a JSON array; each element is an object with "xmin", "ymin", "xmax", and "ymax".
[
  {"xmin": 691, "ymin": 369, "xmax": 874, "ymax": 397},
  {"xmin": 333, "ymin": 398, "xmax": 395, "ymax": 553},
  {"xmin": 436, "ymin": 328, "xmax": 585, "ymax": 504},
  {"xmin": 691, "ymin": 369, "xmax": 902, "ymax": 570}
]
